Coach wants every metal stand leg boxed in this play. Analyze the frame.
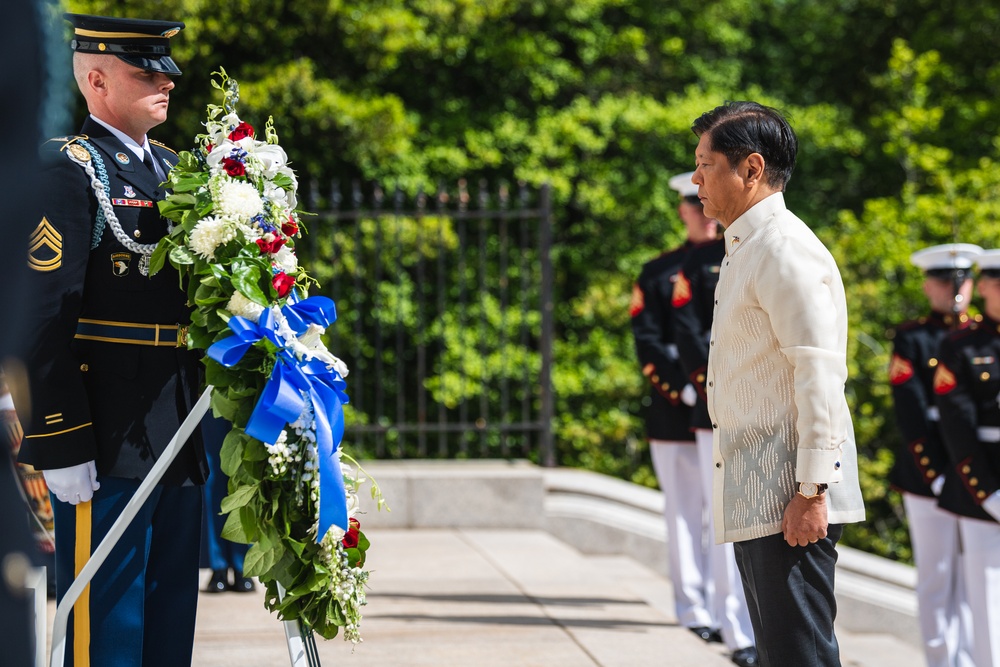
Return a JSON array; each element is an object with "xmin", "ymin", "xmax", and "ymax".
[
  {"xmin": 26, "ymin": 566, "xmax": 46, "ymax": 667},
  {"xmin": 279, "ymin": 583, "xmax": 322, "ymax": 666},
  {"xmin": 48, "ymin": 386, "xmax": 214, "ymax": 667}
]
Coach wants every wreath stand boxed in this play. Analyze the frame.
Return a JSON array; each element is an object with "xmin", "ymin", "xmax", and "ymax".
[{"xmin": 45, "ymin": 386, "xmax": 322, "ymax": 667}]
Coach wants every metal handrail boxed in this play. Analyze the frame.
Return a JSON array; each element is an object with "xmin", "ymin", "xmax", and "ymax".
[{"xmin": 48, "ymin": 386, "xmax": 214, "ymax": 667}]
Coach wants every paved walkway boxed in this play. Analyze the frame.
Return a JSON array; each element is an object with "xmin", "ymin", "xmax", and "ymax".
[{"xmin": 48, "ymin": 528, "xmax": 924, "ymax": 666}]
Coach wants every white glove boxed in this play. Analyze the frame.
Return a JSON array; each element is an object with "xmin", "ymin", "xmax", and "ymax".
[
  {"xmin": 982, "ymin": 490, "xmax": 1000, "ymax": 523},
  {"xmin": 680, "ymin": 384, "xmax": 698, "ymax": 407},
  {"xmin": 930, "ymin": 475, "xmax": 945, "ymax": 497},
  {"xmin": 43, "ymin": 461, "xmax": 100, "ymax": 505}
]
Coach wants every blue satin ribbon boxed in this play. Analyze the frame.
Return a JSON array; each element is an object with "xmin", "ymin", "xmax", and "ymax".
[{"xmin": 207, "ymin": 295, "xmax": 350, "ymax": 540}]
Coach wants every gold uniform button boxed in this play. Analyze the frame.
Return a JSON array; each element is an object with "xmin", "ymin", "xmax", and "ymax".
[
  {"xmin": 920, "ymin": 456, "xmax": 930, "ymax": 465},
  {"xmin": 133, "ymin": 229, "xmax": 142, "ymax": 238},
  {"xmin": 914, "ymin": 444, "xmax": 924, "ymax": 453},
  {"xmin": 978, "ymin": 490, "xmax": 987, "ymax": 499},
  {"xmin": 80, "ymin": 363, "xmax": 89, "ymax": 372},
  {"xmin": 928, "ymin": 358, "xmax": 938, "ymax": 367},
  {"xmin": 982, "ymin": 372, "xmax": 991, "ymax": 381},
  {"xmin": 651, "ymin": 374, "xmax": 660, "ymax": 383},
  {"xmin": 660, "ymin": 383, "xmax": 669, "ymax": 391},
  {"xmin": 696, "ymin": 374, "xmax": 705, "ymax": 383},
  {"xmin": 963, "ymin": 465, "xmax": 972, "ymax": 474},
  {"xmin": 970, "ymin": 477, "xmax": 979, "ymax": 486},
  {"xmin": 927, "ymin": 469, "xmax": 936, "ymax": 477},
  {"xmin": 98, "ymin": 43, "xmax": 106, "ymax": 51},
  {"xmin": 669, "ymin": 391, "xmax": 678, "ymax": 399}
]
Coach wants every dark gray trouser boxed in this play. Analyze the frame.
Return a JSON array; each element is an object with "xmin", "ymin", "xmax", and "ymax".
[{"xmin": 733, "ymin": 524, "xmax": 844, "ymax": 667}]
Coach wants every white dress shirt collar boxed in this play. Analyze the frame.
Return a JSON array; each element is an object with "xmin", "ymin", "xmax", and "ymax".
[{"xmin": 723, "ymin": 191, "xmax": 786, "ymax": 256}]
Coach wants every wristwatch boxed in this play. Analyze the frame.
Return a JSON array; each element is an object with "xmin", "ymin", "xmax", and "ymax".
[{"xmin": 797, "ymin": 482, "xmax": 828, "ymax": 499}]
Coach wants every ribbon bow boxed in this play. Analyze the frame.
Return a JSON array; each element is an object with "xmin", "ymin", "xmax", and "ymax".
[{"xmin": 208, "ymin": 295, "xmax": 350, "ymax": 541}]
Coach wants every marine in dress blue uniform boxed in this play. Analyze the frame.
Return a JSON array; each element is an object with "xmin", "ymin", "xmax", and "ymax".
[
  {"xmin": 673, "ymin": 228, "xmax": 757, "ymax": 667},
  {"xmin": 15, "ymin": 14, "xmax": 207, "ymax": 667},
  {"xmin": 888, "ymin": 244, "xmax": 978, "ymax": 667},
  {"xmin": 934, "ymin": 249, "xmax": 1000, "ymax": 667},
  {"xmin": 630, "ymin": 171, "xmax": 720, "ymax": 646}
]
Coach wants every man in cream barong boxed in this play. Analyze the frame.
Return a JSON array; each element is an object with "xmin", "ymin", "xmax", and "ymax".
[{"xmin": 690, "ymin": 101, "xmax": 866, "ymax": 667}]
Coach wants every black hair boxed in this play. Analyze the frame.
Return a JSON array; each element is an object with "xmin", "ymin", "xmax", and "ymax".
[{"xmin": 691, "ymin": 101, "xmax": 797, "ymax": 191}]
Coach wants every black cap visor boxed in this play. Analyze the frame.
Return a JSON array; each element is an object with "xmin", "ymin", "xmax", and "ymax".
[{"xmin": 117, "ymin": 54, "xmax": 181, "ymax": 75}]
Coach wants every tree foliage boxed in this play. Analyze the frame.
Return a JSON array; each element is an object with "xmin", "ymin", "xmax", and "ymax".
[{"xmin": 63, "ymin": 0, "xmax": 1000, "ymax": 560}]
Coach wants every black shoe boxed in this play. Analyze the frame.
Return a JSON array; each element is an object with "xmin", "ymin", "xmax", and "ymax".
[
  {"xmin": 731, "ymin": 646, "xmax": 758, "ymax": 667},
  {"xmin": 205, "ymin": 569, "xmax": 228, "ymax": 593},
  {"xmin": 231, "ymin": 572, "xmax": 256, "ymax": 593},
  {"xmin": 689, "ymin": 626, "xmax": 723, "ymax": 643}
]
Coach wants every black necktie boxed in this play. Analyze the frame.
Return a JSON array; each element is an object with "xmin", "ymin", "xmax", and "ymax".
[{"xmin": 142, "ymin": 150, "xmax": 161, "ymax": 180}]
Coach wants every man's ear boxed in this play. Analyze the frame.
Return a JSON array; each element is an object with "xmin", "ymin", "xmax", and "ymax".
[
  {"xmin": 87, "ymin": 68, "xmax": 108, "ymax": 96},
  {"xmin": 744, "ymin": 153, "xmax": 765, "ymax": 186}
]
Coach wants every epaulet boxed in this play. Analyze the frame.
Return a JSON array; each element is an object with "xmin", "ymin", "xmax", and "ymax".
[
  {"xmin": 149, "ymin": 139, "xmax": 178, "ymax": 155},
  {"xmin": 42, "ymin": 134, "xmax": 88, "ymax": 152}
]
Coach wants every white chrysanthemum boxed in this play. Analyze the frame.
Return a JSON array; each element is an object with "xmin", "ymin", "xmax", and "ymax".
[
  {"xmin": 274, "ymin": 245, "xmax": 298, "ymax": 274},
  {"xmin": 226, "ymin": 291, "xmax": 266, "ymax": 323},
  {"xmin": 189, "ymin": 215, "xmax": 237, "ymax": 260},
  {"xmin": 216, "ymin": 179, "xmax": 264, "ymax": 220}
]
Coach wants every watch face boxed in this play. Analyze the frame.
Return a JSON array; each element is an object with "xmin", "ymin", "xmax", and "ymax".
[{"xmin": 799, "ymin": 482, "xmax": 818, "ymax": 497}]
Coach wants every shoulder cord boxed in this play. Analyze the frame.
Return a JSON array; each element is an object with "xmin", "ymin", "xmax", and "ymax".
[{"xmin": 67, "ymin": 139, "xmax": 173, "ymax": 274}]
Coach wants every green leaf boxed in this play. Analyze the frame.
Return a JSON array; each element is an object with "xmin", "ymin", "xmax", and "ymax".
[
  {"xmin": 231, "ymin": 262, "xmax": 268, "ymax": 305},
  {"xmin": 218, "ymin": 423, "xmax": 246, "ymax": 475},
  {"xmin": 221, "ymin": 509, "xmax": 249, "ymax": 543},
  {"xmin": 147, "ymin": 241, "xmax": 169, "ymax": 276},
  {"xmin": 169, "ymin": 245, "xmax": 197, "ymax": 266},
  {"xmin": 220, "ymin": 483, "xmax": 259, "ymax": 513},
  {"xmin": 243, "ymin": 542, "xmax": 282, "ymax": 577}
]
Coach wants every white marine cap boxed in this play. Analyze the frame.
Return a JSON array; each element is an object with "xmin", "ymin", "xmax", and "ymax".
[
  {"xmin": 910, "ymin": 243, "xmax": 983, "ymax": 272},
  {"xmin": 668, "ymin": 171, "xmax": 698, "ymax": 198},
  {"xmin": 976, "ymin": 249, "xmax": 1000, "ymax": 273}
]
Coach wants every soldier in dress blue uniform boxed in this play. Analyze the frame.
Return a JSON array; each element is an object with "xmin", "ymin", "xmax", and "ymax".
[
  {"xmin": 934, "ymin": 249, "xmax": 1000, "ymax": 667},
  {"xmin": 630, "ymin": 171, "xmax": 726, "ymax": 648},
  {"xmin": 672, "ymin": 199, "xmax": 757, "ymax": 667},
  {"xmin": 888, "ymin": 243, "xmax": 979, "ymax": 667},
  {"xmin": 14, "ymin": 14, "xmax": 207, "ymax": 667}
]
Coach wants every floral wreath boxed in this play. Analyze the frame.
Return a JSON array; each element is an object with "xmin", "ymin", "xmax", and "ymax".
[{"xmin": 151, "ymin": 69, "xmax": 384, "ymax": 643}]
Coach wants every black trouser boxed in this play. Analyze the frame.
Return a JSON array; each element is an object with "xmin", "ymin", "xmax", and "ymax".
[{"xmin": 733, "ymin": 524, "xmax": 843, "ymax": 667}]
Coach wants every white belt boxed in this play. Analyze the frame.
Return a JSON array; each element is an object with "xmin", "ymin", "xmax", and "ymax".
[
  {"xmin": 926, "ymin": 406, "xmax": 940, "ymax": 422},
  {"xmin": 978, "ymin": 426, "xmax": 1000, "ymax": 443}
]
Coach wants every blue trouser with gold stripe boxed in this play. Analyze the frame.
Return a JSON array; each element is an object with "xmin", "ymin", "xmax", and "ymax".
[{"xmin": 52, "ymin": 477, "xmax": 202, "ymax": 667}]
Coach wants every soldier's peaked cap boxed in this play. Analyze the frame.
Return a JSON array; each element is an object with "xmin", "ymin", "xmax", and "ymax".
[
  {"xmin": 910, "ymin": 243, "xmax": 983, "ymax": 274},
  {"xmin": 65, "ymin": 13, "xmax": 185, "ymax": 76},
  {"xmin": 668, "ymin": 171, "xmax": 699, "ymax": 200},
  {"xmin": 976, "ymin": 249, "xmax": 1000, "ymax": 275}
]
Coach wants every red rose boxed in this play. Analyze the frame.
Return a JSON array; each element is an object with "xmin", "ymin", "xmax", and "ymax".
[
  {"xmin": 228, "ymin": 122, "xmax": 255, "ymax": 141},
  {"xmin": 256, "ymin": 237, "xmax": 287, "ymax": 255},
  {"xmin": 222, "ymin": 157, "xmax": 246, "ymax": 177},
  {"xmin": 272, "ymin": 272, "xmax": 295, "ymax": 297},
  {"xmin": 282, "ymin": 216, "xmax": 299, "ymax": 236},
  {"xmin": 342, "ymin": 518, "xmax": 361, "ymax": 549}
]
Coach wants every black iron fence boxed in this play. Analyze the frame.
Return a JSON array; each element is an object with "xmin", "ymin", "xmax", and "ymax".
[{"xmin": 299, "ymin": 180, "xmax": 555, "ymax": 466}]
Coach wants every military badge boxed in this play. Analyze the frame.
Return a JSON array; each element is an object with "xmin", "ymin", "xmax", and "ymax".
[
  {"xmin": 933, "ymin": 363, "xmax": 957, "ymax": 394},
  {"xmin": 28, "ymin": 217, "xmax": 62, "ymax": 272},
  {"xmin": 671, "ymin": 271, "xmax": 693, "ymax": 307},
  {"xmin": 111, "ymin": 252, "xmax": 131, "ymax": 277},
  {"xmin": 629, "ymin": 284, "xmax": 645, "ymax": 317},
  {"xmin": 124, "ymin": 185, "xmax": 136, "ymax": 198},
  {"xmin": 888, "ymin": 354, "xmax": 914, "ymax": 385},
  {"xmin": 66, "ymin": 143, "xmax": 90, "ymax": 163},
  {"xmin": 115, "ymin": 152, "xmax": 131, "ymax": 164}
]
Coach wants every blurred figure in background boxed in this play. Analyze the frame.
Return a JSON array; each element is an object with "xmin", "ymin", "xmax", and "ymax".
[
  {"xmin": 934, "ymin": 249, "xmax": 1000, "ymax": 667},
  {"xmin": 201, "ymin": 413, "xmax": 254, "ymax": 593},
  {"xmin": 630, "ymin": 172, "xmax": 722, "ymax": 648},
  {"xmin": 888, "ymin": 243, "xmax": 978, "ymax": 667}
]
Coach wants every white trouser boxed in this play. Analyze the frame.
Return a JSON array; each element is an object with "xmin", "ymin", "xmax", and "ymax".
[
  {"xmin": 695, "ymin": 428, "xmax": 755, "ymax": 651},
  {"xmin": 959, "ymin": 516, "xmax": 1000, "ymax": 667},
  {"xmin": 902, "ymin": 493, "xmax": 974, "ymax": 667},
  {"xmin": 650, "ymin": 439, "xmax": 713, "ymax": 629}
]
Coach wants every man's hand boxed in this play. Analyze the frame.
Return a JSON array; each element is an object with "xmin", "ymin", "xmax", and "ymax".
[
  {"xmin": 43, "ymin": 461, "xmax": 100, "ymax": 504},
  {"xmin": 781, "ymin": 492, "xmax": 828, "ymax": 547}
]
